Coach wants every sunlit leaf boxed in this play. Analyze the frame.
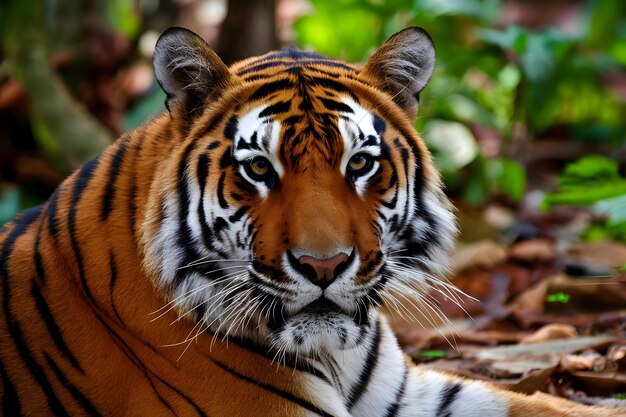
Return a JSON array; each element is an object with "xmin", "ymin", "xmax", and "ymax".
[
  {"xmin": 420, "ymin": 350, "xmax": 447, "ymax": 358},
  {"xmin": 595, "ymin": 194, "xmax": 626, "ymax": 224},
  {"xmin": 105, "ymin": 0, "xmax": 140, "ymax": 38},
  {"xmin": 423, "ymin": 120, "xmax": 478, "ymax": 172},
  {"xmin": 546, "ymin": 292, "xmax": 570, "ymax": 303}
]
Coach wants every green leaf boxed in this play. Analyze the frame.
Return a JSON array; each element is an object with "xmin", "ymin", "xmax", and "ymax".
[
  {"xmin": 559, "ymin": 155, "xmax": 620, "ymax": 185},
  {"xmin": 520, "ymin": 29, "xmax": 572, "ymax": 82},
  {"xmin": 546, "ymin": 292, "xmax": 570, "ymax": 303},
  {"xmin": 420, "ymin": 350, "xmax": 447, "ymax": 358},
  {"xmin": 105, "ymin": 0, "xmax": 140, "ymax": 38},
  {"xmin": 542, "ymin": 156, "xmax": 626, "ymax": 210},
  {"xmin": 0, "ymin": 185, "xmax": 20, "ymax": 227},
  {"xmin": 487, "ymin": 158, "xmax": 526, "ymax": 201},
  {"xmin": 476, "ymin": 26, "xmax": 527, "ymax": 52},
  {"xmin": 594, "ymin": 194, "xmax": 626, "ymax": 224}
]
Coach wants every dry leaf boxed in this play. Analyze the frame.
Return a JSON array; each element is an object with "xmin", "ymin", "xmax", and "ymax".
[
  {"xmin": 452, "ymin": 240, "xmax": 507, "ymax": 271},
  {"xmin": 509, "ymin": 239, "xmax": 556, "ymax": 263},
  {"xmin": 520, "ymin": 323, "xmax": 577, "ymax": 344},
  {"xmin": 471, "ymin": 335, "xmax": 616, "ymax": 361}
]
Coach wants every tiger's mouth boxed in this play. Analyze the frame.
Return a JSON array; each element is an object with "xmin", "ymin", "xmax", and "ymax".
[{"xmin": 300, "ymin": 297, "xmax": 344, "ymax": 316}]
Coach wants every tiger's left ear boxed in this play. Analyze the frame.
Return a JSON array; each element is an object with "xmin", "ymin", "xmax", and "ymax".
[
  {"xmin": 153, "ymin": 27, "xmax": 232, "ymax": 125},
  {"xmin": 361, "ymin": 27, "xmax": 435, "ymax": 120}
]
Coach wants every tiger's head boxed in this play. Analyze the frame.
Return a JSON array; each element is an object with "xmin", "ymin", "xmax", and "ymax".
[{"xmin": 142, "ymin": 27, "xmax": 456, "ymax": 356}]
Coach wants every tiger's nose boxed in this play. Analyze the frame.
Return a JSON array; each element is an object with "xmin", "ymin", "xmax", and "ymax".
[{"xmin": 288, "ymin": 252, "xmax": 350, "ymax": 289}]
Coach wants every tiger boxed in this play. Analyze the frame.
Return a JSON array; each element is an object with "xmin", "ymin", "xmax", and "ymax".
[{"xmin": 0, "ymin": 26, "xmax": 622, "ymax": 416}]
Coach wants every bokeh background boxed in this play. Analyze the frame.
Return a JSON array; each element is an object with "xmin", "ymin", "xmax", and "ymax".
[{"xmin": 1, "ymin": 0, "xmax": 626, "ymax": 403}]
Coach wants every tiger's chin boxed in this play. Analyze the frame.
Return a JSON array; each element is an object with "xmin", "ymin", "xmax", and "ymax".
[{"xmin": 267, "ymin": 300, "xmax": 374, "ymax": 356}]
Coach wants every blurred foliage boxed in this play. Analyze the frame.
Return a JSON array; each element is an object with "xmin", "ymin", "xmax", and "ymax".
[
  {"xmin": 544, "ymin": 155, "xmax": 626, "ymax": 243},
  {"xmin": 294, "ymin": 0, "xmax": 626, "ymax": 206}
]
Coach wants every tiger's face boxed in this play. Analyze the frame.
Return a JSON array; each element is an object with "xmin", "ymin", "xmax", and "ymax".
[{"xmin": 143, "ymin": 27, "xmax": 456, "ymax": 355}]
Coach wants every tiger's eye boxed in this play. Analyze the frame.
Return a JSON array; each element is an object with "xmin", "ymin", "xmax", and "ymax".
[
  {"xmin": 347, "ymin": 154, "xmax": 372, "ymax": 174},
  {"xmin": 244, "ymin": 157, "xmax": 273, "ymax": 181},
  {"xmin": 250, "ymin": 158, "xmax": 269, "ymax": 176}
]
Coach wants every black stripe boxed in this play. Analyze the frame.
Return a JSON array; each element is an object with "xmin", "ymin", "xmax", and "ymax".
[
  {"xmin": 43, "ymin": 354, "xmax": 102, "ymax": 416},
  {"xmin": 213, "ymin": 217, "xmax": 229, "ymax": 235},
  {"xmin": 226, "ymin": 335, "xmax": 331, "ymax": 385},
  {"xmin": 1, "ymin": 211, "xmax": 70, "ymax": 417},
  {"xmin": 47, "ymin": 190, "xmax": 60, "ymax": 243},
  {"xmin": 68, "ymin": 156, "xmax": 101, "ymax": 303},
  {"xmin": 437, "ymin": 383, "xmax": 462, "ymax": 417},
  {"xmin": 1, "ymin": 206, "xmax": 42, "ymax": 277},
  {"xmin": 216, "ymin": 172, "xmax": 228, "ymax": 209},
  {"xmin": 196, "ymin": 151, "xmax": 216, "ymax": 253},
  {"xmin": 109, "ymin": 251, "xmax": 124, "ymax": 324},
  {"xmin": 176, "ymin": 141, "xmax": 206, "ymax": 273},
  {"xmin": 382, "ymin": 366, "xmax": 407, "ymax": 417},
  {"xmin": 152, "ymin": 374, "xmax": 207, "ymax": 417},
  {"xmin": 238, "ymin": 59, "xmax": 356, "ymax": 76},
  {"xmin": 347, "ymin": 320, "xmax": 380, "ymax": 409},
  {"xmin": 228, "ymin": 205, "xmax": 249, "ymax": 223},
  {"xmin": 31, "ymin": 281, "xmax": 84, "ymax": 373},
  {"xmin": 194, "ymin": 151, "xmax": 229, "ymax": 259},
  {"xmin": 128, "ymin": 137, "xmax": 144, "ymax": 241},
  {"xmin": 373, "ymin": 115, "xmax": 386, "ymax": 135},
  {"xmin": 223, "ymin": 116, "xmax": 238, "ymax": 140},
  {"xmin": 101, "ymin": 138, "xmax": 129, "ymax": 221},
  {"xmin": 210, "ymin": 358, "xmax": 337, "ymax": 417},
  {"xmin": 258, "ymin": 101, "xmax": 291, "ymax": 118},
  {"xmin": 310, "ymin": 76, "xmax": 351, "ymax": 94},
  {"xmin": 249, "ymin": 78, "xmax": 295, "ymax": 101},
  {"xmin": 219, "ymin": 146, "xmax": 233, "ymax": 169},
  {"xmin": 0, "ymin": 362, "xmax": 21, "ymax": 416},
  {"xmin": 242, "ymin": 49, "xmax": 328, "ymax": 66},
  {"xmin": 319, "ymin": 98, "xmax": 353, "ymax": 113},
  {"xmin": 33, "ymin": 207, "xmax": 46, "ymax": 283},
  {"xmin": 177, "ymin": 139, "xmax": 198, "ymax": 235}
]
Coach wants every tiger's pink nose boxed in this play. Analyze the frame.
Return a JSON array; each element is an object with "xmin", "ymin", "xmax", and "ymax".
[{"xmin": 298, "ymin": 253, "xmax": 350, "ymax": 289}]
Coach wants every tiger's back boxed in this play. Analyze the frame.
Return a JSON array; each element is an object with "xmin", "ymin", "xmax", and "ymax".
[{"xmin": 1, "ymin": 27, "xmax": 623, "ymax": 417}]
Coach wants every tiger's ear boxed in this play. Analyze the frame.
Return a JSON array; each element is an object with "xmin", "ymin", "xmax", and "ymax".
[
  {"xmin": 361, "ymin": 27, "xmax": 435, "ymax": 120},
  {"xmin": 153, "ymin": 27, "xmax": 232, "ymax": 124}
]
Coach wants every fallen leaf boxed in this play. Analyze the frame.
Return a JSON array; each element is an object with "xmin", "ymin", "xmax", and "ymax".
[
  {"xmin": 509, "ymin": 239, "xmax": 556, "ymax": 263},
  {"xmin": 520, "ymin": 323, "xmax": 577, "ymax": 344},
  {"xmin": 569, "ymin": 371, "xmax": 626, "ymax": 397},
  {"xmin": 471, "ymin": 335, "xmax": 616, "ymax": 361},
  {"xmin": 567, "ymin": 241, "xmax": 626, "ymax": 269},
  {"xmin": 561, "ymin": 354, "xmax": 595, "ymax": 371},
  {"xmin": 607, "ymin": 344, "xmax": 626, "ymax": 371},
  {"xmin": 452, "ymin": 240, "xmax": 508, "ymax": 271}
]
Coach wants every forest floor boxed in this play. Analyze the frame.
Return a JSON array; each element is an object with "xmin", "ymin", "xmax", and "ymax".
[{"xmin": 390, "ymin": 203, "xmax": 626, "ymax": 407}]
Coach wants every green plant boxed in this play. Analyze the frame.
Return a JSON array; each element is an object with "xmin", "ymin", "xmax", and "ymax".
[
  {"xmin": 294, "ymin": 0, "xmax": 626, "ymax": 207},
  {"xmin": 543, "ymin": 155, "xmax": 626, "ymax": 245}
]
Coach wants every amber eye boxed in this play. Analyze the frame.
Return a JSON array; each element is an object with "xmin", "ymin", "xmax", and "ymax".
[
  {"xmin": 347, "ymin": 154, "xmax": 373, "ymax": 176},
  {"xmin": 244, "ymin": 157, "xmax": 273, "ymax": 181}
]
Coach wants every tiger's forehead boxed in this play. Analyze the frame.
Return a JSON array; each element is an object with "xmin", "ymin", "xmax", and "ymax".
[
  {"xmin": 230, "ymin": 95, "xmax": 386, "ymax": 174},
  {"xmin": 231, "ymin": 48, "xmax": 359, "ymax": 79}
]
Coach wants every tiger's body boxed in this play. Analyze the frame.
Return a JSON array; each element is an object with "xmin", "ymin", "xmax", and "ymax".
[{"xmin": 0, "ymin": 27, "xmax": 622, "ymax": 416}]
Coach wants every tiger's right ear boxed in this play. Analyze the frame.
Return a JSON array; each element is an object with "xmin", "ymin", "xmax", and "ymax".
[
  {"xmin": 153, "ymin": 27, "xmax": 232, "ymax": 124},
  {"xmin": 360, "ymin": 27, "xmax": 435, "ymax": 120}
]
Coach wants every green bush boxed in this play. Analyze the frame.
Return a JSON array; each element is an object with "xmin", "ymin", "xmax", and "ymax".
[{"xmin": 294, "ymin": 0, "xmax": 626, "ymax": 206}]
